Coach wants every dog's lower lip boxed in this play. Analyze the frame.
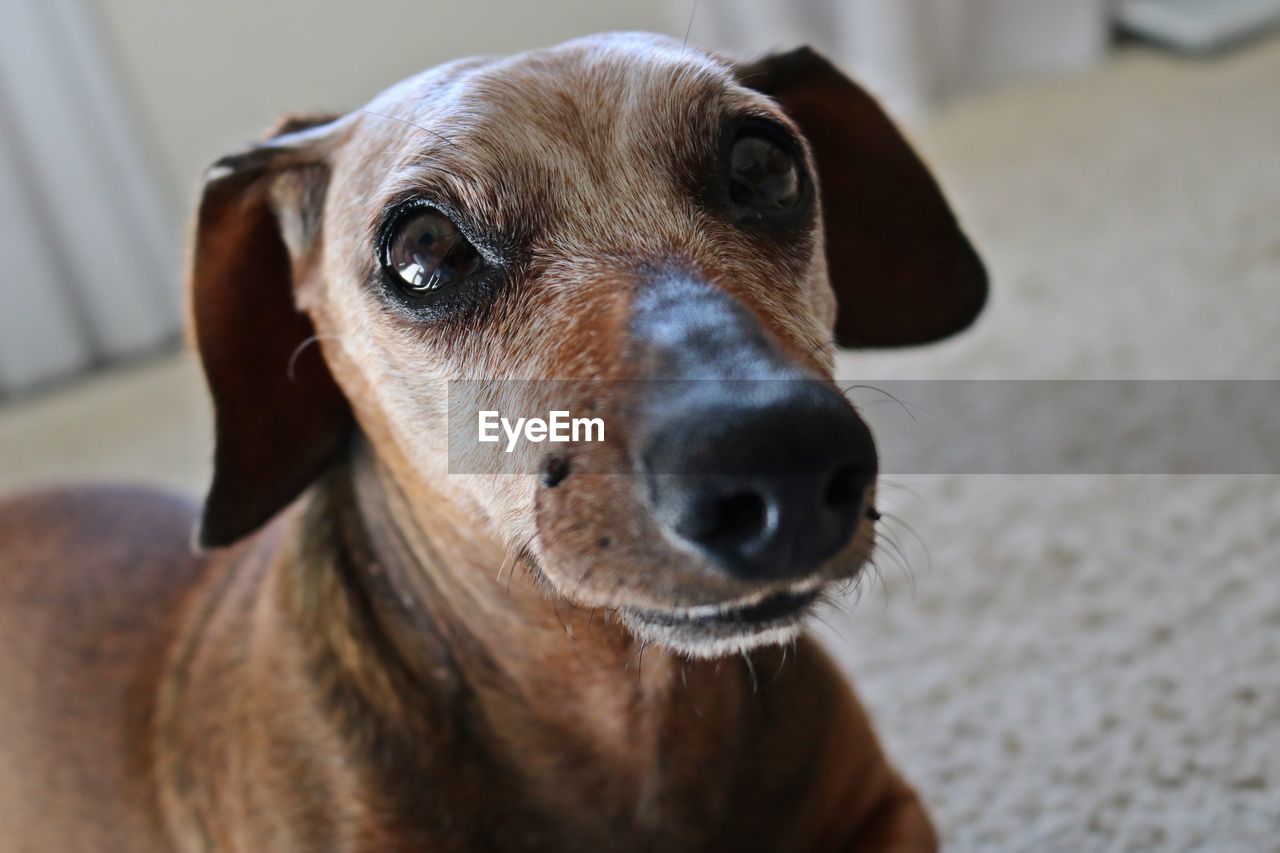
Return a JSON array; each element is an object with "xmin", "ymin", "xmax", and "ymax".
[{"xmin": 627, "ymin": 589, "xmax": 820, "ymax": 628}]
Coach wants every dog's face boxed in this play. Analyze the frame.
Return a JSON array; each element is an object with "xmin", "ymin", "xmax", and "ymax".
[{"xmin": 190, "ymin": 34, "xmax": 985, "ymax": 657}]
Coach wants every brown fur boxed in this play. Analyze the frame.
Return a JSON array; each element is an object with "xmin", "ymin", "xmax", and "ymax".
[{"xmin": 0, "ymin": 33, "xmax": 985, "ymax": 850}]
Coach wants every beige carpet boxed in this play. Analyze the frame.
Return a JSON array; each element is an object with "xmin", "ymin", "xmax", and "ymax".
[
  {"xmin": 2, "ymin": 37, "xmax": 1279, "ymax": 851},
  {"xmin": 818, "ymin": 37, "xmax": 1280, "ymax": 852}
]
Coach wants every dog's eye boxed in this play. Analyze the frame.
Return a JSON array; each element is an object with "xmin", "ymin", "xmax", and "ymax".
[
  {"xmin": 383, "ymin": 209, "xmax": 482, "ymax": 295},
  {"xmin": 727, "ymin": 130, "xmax": 802, "ymax": 212}
]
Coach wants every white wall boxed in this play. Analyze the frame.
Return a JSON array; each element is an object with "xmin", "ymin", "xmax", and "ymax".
[
  {"xmin": 0, "ymin": 0, "xmax": 180, "ymax": 393},
  {"xmin": 690, "ymin": 0, "xmax": 1111, "ymax": 120},
  {"xmin": 94, "ymin": 0, "xmax": 681, "ymax": 209}
]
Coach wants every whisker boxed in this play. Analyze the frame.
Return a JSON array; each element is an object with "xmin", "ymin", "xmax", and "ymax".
[
  {"xmin": 495, "ymin": 535, "xmax": 530, "ymax": 587},
  {"xmin": 286, "ymin": 334, "xmax": 344, "ymax": 384},
  {"xmin": 631, "ymin": 640, "xmax": 652, "ymax": 685},
  {"xmin": 809, "ymin": 605, "xmax": 853, "ymax": 644},
  {"xmin": 550, "ymin": 596, "xmax": 573, "ymax": 640},
  {"xmin": 849, "ymin": 571, "xmax": 867, "ymax": 607},
  {"xmin": 876, "ymin": 478, "xmax": 928, "ymax": 508},
  {"xmin": 495, "ymin": 549, "xmax": 513, "ymax": 586},
  {"xmin": 873, "ymin": 529, "xmax": 916, "ymax": 596},
  {"xmin": 881, "ymin": 510, "xmax": 933, "ymax": 576},
  {"xmin": 864, "ymin": 558, "xmax": 886, "ymax": 596},
  {"xmin": 740, "ymin": 650, "xmax": 760, "ymax": 693},
  {"xmin": 840, "ymin": 383, "xmax": 933, "ymax": 421},
  {"xmin": 760, "ymin": 643, "xmax": 789, "ymax": 692},
  {"xmin": 357, "ymin": 108, "xmax": 457, "ymax": 148},
  {"xmin": 874, "ymin": 525, "xmax": 908, "ymax": 568},
  {"xmin": 682, "ymin": 0, "xmax": 701, "ymax": 49},
  {"xmin": 504, "ymin": 535, "xmax": 536, "ymax": 595},
  {"xmin": 878, "ymin": 522, "xmax": 921, "ymax": 599}
]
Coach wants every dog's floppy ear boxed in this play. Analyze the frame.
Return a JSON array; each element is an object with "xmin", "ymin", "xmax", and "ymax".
[
  {"xmin": 737, "ymin": 48, "xmax": 987, "ymax": 347},
  {"xmin": 191, "ymin": 114, "xmax": 353, "ymax": 549}
]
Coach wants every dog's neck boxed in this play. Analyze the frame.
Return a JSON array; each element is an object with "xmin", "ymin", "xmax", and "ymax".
[
  {"xmin": 274, "ymin": 438, "xmax": 748, "ymax": 837},
  {"xmin": 313, "ymin": 438, "xmax": 676, "ymax": 699}
]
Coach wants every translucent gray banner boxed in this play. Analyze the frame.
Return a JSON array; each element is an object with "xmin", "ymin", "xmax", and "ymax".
[{"xmin": 446, "ymin": 380, "xmax": 1280, "ymax": 475}]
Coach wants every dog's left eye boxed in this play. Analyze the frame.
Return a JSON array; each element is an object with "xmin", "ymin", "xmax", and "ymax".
[
  {"xmin": 727, "ymin": 129, "xmax": 803, "ymax": 213},
  {"xmin": 383, "ymin": 209, "xmax": 482, "ymax": 296}
]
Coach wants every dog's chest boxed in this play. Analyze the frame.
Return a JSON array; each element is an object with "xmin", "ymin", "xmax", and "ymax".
[{"xmin": 367, "ymin": 682, "xmax": 803, "ymax": 851}]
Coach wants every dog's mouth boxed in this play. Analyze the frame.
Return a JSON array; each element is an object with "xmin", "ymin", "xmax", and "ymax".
[{"xmin": 617, "ymin": 587, "xmax": 821, "ymax": 659}]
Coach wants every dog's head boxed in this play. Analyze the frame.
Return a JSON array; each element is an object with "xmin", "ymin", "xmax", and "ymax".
[{"xmin": 190, "ymin": 33, "xmax": 985, "ymax": 657}]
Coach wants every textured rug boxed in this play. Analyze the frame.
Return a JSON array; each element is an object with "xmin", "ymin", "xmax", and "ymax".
[{"xmin": 819, "ymin": 37, "xmax": 1280, "ymax": 852}]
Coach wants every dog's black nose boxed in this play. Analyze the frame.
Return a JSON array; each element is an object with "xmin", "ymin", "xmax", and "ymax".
[{"xmin": 639, "ymin": 378, "xmax": 875, "ymax": 581}]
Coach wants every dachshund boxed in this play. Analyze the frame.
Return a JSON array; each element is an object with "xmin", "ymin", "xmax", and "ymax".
[{"xmin": 0, "ymin": 33, "xmax": 985, "ymax": 851}]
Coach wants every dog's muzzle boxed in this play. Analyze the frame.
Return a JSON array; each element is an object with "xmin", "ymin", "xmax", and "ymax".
[{"xmin": 628, "ymin": 275, "xmax": 876, "ymax": 583}]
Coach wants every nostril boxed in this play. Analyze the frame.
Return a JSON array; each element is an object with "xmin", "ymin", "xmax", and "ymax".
[
  {"xmin": 823, "ymin": 464, "xmax": 867, "ymax": 513},
  {"xmin": 697, "ymin": 491, "xmax": 769, "ymax": 547}
]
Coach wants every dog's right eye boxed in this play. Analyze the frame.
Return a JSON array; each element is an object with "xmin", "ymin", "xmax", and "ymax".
[{"xmin": 382, "ymin": 208, "xmax": 482, "ymax": 297}]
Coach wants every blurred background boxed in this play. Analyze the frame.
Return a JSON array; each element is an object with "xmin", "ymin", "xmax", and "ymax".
[{"xmin": 2, "ymin": 1, "xmax": 1279, "ymax": 849}]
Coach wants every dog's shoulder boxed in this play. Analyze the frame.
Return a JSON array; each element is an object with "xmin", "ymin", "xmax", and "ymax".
[
  {"xmin": 0, "ymin": 482, "xmax": 204, "ymax": 609},
  {"xmin": 0, "ymin": 484, "xmax": 207, "ymax": 850}
]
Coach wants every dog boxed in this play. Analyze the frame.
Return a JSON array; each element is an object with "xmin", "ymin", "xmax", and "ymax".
[{"xmin": 0, "ymin": 33, "xmax": 985, "ymax": 851}]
